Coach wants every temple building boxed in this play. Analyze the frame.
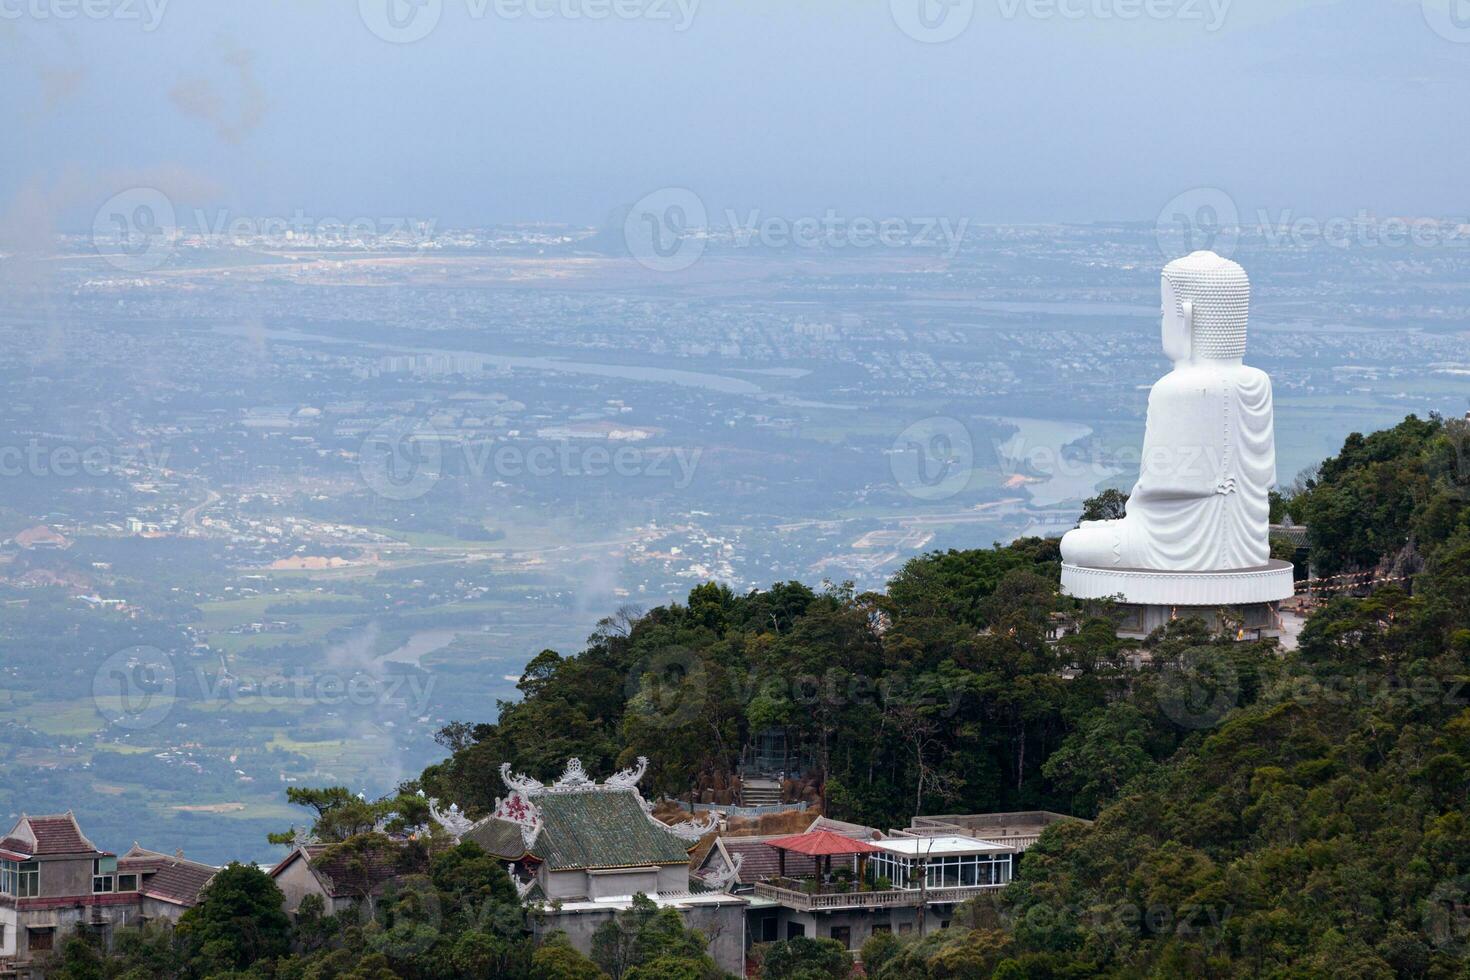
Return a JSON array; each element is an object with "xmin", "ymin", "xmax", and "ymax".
[{"xmin": 441, "ymin": 758, "xmax": 746, "ymax": 975}]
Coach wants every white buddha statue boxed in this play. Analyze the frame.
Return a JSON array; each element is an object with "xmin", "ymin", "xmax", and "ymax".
[{"xmin": 1061, "ymin": 251, "xmax": 1276, "ymax": 573}]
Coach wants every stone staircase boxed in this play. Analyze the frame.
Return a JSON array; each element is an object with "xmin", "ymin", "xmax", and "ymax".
[{"xmin": 740, "ymin": 778, "xmax": 782, "ymax": 807}]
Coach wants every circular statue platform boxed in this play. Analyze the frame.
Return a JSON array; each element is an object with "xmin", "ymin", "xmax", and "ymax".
[{"xmin": 1060, "ymin": 559, "xmax": 1296, "ymax": 606}]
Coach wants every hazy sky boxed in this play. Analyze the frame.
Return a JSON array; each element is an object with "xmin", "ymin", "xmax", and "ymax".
[{"xmin": 1, "ymin": 0, "xmax": 1466, "ymax": 234}]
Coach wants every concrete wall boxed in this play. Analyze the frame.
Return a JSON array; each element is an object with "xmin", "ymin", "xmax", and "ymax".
[
  {"xmin": 534, "ymin": 902, "xmax": 746, "ymax": 975},
  {"xmin": 656, "ymin": 865, "xmax": 687, "ymax": 893},
  {"xmin": 758, "ymin": 906, "xmax": 931, "ymax": 951},
  {"xmin": 1, "ymin": 905, "xmax": 16, "ymax": 957},
  {"xmin": 13, "ymin": 902, "xmax": 143, "ymax": 966},
  {"xmin": 588, "ymin": 869, "xmax": 658, "ymax": 899},
  {"xmin": 1118, "ymin": 601, "xmax": 1278, "ymax": 638},
  {"xmin": 543, "ymin": 869, "xmax": 590, "ymax": 900},
  {"xmin": 139, "ymin": 897, "xmax": 191, "ymax": 923},
  {"xmin": 273, "ymin": 857, "xmax": 326, "ymax": 915},
  {"xmin": 38, "ymin": 856, "xmax": 93, "ymax": 899}
]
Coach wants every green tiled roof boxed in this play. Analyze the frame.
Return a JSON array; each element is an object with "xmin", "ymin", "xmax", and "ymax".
[
  {"xmin": 465, "ymin": 789, "xmax": 694, "ymax": 871},
  {"xmin": 537, "ymin": 791, "xmax": 695, "ymax": 870},
  {"xmin": 465, "ymin": 817, "xmax": 531, "ymax": 860}
]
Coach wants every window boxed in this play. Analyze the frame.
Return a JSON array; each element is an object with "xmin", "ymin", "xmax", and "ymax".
[
  {"xmin": 92, "ymin": 858, "xmax": 115, "ymax": 894},
  {"xmin": 117, "ymin": 873, "xmax": 139, "ymax": 893},
  {"xmin": 871, "ymin": 924, "xmax": 891, "ymax": 935},
  {"xmin": 27, "ymin": 928, "xmax": 53, "ymax": 952},
  {"xmin": 830, "ymin": 926, "xmax": 851, "ymax": 949},
  {"xmin": 759, "ymin": 915, "xmax": 778, "ymax": 943},
  {"xmin": 14, "ymin": 861, "xmax": 38, "ymax": 897},
  {"xmin": 898, "ymin": 923, "xmax": 913, "ymax": 935},
  {"xmin": 786, "ymin": 922, "xmax": 805, "ymax": 940}
]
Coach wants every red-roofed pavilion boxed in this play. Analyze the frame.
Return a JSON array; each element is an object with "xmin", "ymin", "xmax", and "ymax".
[{"xmin": 765, "ymin": 829, "xmax": 881, "ymax": 882}]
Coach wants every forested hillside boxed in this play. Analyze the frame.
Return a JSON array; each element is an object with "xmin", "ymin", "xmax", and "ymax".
[{"xmin": 47, "ymin": 413, "xmax": 1470, "ymax": 978}]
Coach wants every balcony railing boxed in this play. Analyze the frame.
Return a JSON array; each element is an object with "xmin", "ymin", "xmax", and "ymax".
[
  {"xmin": 893, "ymin": 828, "xmax": 1043, "ymax": 851},
  {"xmin": 752, "ymin": 880, "xmax": 1003, "ymax": 911}
]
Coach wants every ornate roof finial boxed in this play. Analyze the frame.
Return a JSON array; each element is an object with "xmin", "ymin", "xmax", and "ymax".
[
  {"xmin": 288, "ymin": 825, "xmax": 319, "ymax": 848},
  {"xmin": 428, "ymin": 799, "xmax": 476, "ymax": 842},
  {"xmin": 549, "ymin": 758, "xmax": 595, "ymax": 792}
]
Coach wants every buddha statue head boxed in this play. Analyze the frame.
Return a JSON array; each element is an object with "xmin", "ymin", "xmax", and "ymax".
[{"xmin": 1160, "ymin": 250, "xmax": 1250, "ymax": 365}]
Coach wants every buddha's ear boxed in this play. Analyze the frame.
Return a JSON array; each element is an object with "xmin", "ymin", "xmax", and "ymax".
[
  {"xmin": 1161, "ymin": 277, "xmax": 1192, "ymax": 362},
  {"xmin": 1180, "ymin": 301, "xmax": 1195, "ymax": 360}
]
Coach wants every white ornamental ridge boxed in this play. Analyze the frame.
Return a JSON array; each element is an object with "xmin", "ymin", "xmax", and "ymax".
[
  {"xmin": 499, "ymin": 763, "xmax": 546, "ymax": 796},
  {"xmin": 604, "ymin": 757, "xmax": 649, "ymax": 790},
  {"xmin": 445, "ymin": 757, "xmax": 712, "ymax": 850},
  {"xmin": 499, "ymin": 756, "xmax": 651, "ymax": 796},
  {"xmin": 287, "ymin": 825, "xmax": 319, "ymax": 848},
  {"xmin": 659, "ymin": 810, "xmax": 719, "ymax": 842},
  {"xmin": 701, "ymin": 851, "xmax": 744, "ymax": 893},
  {"xmin": 508, "ymin": 864, "xmax": 537, "ymax": 901}
]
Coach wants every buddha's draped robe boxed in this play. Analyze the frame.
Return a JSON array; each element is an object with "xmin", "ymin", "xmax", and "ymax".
[{"xmin": 1064, "ymin": 361, "xmax": 1275, "ymax": 571}]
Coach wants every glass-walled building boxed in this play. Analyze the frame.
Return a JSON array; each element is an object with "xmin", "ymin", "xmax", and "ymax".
[{"xmin": 869, "ymin": 837, "xmax": 1013, "ymax": 890}]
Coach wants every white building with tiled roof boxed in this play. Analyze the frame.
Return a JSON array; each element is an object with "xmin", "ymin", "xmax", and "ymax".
[{"xmin": 0, "ymin": 812, "xmax": 216, "ymax": 977}]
